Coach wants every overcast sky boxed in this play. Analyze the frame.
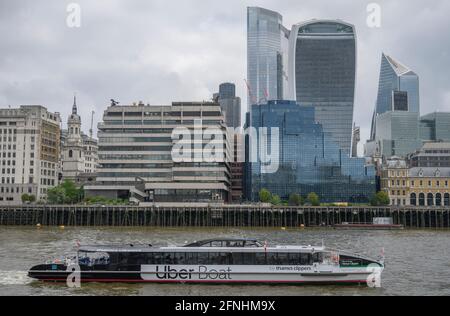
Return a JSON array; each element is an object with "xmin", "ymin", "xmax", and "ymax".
[{"xmin": 1, "ymin": 0, "xmax": 450, "ymax": 153}]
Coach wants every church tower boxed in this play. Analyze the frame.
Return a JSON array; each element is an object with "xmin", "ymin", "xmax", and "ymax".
[{"xmin": 61, "ymin": 95, "xmax": 85, "ymax": 181}]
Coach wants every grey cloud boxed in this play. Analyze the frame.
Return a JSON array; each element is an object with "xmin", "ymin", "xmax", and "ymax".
[{"xmin": 0, "ymin": 0, "xmax": 449, "ymax": 147}]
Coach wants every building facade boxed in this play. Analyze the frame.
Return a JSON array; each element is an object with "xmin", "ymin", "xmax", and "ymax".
[
  {"xmin": 0, "ymin": 106, "xmax": 60, "ymax": 205},
  {"xmin": 85, "ymin": 101, "xmax": 231, "ymax": 204},
  {"xmin": 408, "ymin": 142, "xmax": 450, "ymax": 168},
  {"xmin": 246, "ymin": 100, "xmax": 376, "ymax": 203},
  {"xmin": 420, "ymin": 112, "xmax": 450, "ymax": 142},
  {"xmin": 288, "ymin": 20, "xmax": 357, "ymax": 155},
  {"xmin": 381, "ymin": 145, "xmax": 450, "ymax": 206},
  {"xmin": 247, "ymin": 7, "xmax": 290, "ymax": 108},
  {"xmin": 372, "ymin": 111, "xmax": 421, "ymax": 158},
  {"xmin": 380, "ymin": 157, "xmax": 410, "ymax": 206}
]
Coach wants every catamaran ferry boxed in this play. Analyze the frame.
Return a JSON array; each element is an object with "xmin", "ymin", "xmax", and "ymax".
[{"xmin": 28, "ymin": 238, "xmax": 384, "ymax": 286}]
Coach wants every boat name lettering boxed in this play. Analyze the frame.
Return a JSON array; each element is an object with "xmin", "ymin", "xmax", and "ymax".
[{"xmin": 155, "ymin": 266, "xmax": 232, "ymax": 280}]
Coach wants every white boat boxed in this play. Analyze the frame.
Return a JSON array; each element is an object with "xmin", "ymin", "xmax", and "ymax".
[{"xmin": 29, "ymin": 238, "xmax": 384, "ymax": 286}]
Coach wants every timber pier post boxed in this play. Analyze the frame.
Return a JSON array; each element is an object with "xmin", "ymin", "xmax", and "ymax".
[{"xmin": 0, "ymin": 205, "xmax": 449, "ymax": 228}]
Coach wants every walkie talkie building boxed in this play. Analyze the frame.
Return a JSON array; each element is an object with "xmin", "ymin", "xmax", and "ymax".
[{"xmin": 288, "ymin": 20, "xmax": 357, "ymax": 155}]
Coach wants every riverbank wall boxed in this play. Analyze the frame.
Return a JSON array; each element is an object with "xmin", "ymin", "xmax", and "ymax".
[{"xmin": 1, "ymin": 205, "xmax": 450, "ymax": 228}]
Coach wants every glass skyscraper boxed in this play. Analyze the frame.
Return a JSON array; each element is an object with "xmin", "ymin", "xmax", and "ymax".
[
  {"xmin": 370, "ymin": 53, "xmax": 420, "ymax": 140},
  {"xmin": 366, "ymin": 53, "xmax": 422, "ymax": 159},
  {"xmin": 288, "ymin": 20, "xmax": 357, "ymax": 155},
  {"xmin": 246, "ymin": 100, "xmax": 376, "ymax": 203},
  {"xmin": 247, "ymin": 7, "xmax": 289, "ymax": 109}
]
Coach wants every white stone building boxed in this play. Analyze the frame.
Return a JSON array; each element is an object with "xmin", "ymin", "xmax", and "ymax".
[{"xmin": 0, "ymin": 105, "xmax": 61, "ymax": 205}]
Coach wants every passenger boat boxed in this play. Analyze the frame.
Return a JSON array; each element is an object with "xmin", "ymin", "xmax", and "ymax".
[{"xmin": 28, "ymin": 238, "xmax": 384, "ymax": 286}]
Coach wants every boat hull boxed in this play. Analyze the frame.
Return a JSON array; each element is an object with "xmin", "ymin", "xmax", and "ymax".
[{"xmin": 28, "ymin": 264, "xmax": 381, "ymax": 286}]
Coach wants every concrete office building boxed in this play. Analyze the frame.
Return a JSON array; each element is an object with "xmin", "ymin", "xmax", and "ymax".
[
  {"xmin": 85, "ymin": 101, "xmax": 232, "ymax": 204},
  {"xmin": 0, "ymin": 106, "xmax": 60, "ymax": 205}
]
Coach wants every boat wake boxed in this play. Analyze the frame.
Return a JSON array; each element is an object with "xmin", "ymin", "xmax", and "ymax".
[{"xmin": 0, "ymin": 270, "xmax": 31, "ymax": 285}]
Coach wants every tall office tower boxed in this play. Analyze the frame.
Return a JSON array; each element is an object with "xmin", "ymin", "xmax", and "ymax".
[
  {"xmin": 370, "ymin": 53, "xmax": 420, "ymax": 140},
  {"xmin": 366, "ymin": 53, "xmax": 421, "ymax": 159},
  {"xmin": 246, "ymin": 100, "xmax": 376, "ymax": 203},
  {"xmin": 216, "ymin": 83, "xmax": 242, "ymax": 128},
  {"xmin": 288, "ymin": 20, "xmax": 357, "ymax": 155},
  {"xmin": 85, "ymin": 101, "xmax": 231, "ymax": 204},
  {"xmin": 247, "ymin": 7, "xmax": 290, "ymax": 109},
  {"xmin": 0, "ymin": 106, "xmax": 61, "ymax": 205}
]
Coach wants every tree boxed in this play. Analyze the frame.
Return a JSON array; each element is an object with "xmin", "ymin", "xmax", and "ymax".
[
  {"xmin": 61, "ymin": 180, "xmax": 82, "ymax": 204},
  {"xmin": 21, "ymin": 194, "xmax": 30, "ymax": 203},
  {"xmin": 47, "ymin": 186, "xmax": 66, "ymax": 205},
  {"xmin": 289, "ymin": 193, "xmax": 304, "ymax": 206},
  {"xmin": 307, "ymin": 192, "xmax": 320, "ymax": 206},
  {"xmin": 271, "ymin": 195, "xmax": 282, "ymax": 206},
  {"xmin": 259, "ymin": 189, "xmax": 272, "ymax": 203},
  {"xmin": 370, "ymin": 191, "xmax": 390, "ymax": 206},
  {"xmin": 29, "ymin": 195, "xmax": 36, "ymax": 203}
]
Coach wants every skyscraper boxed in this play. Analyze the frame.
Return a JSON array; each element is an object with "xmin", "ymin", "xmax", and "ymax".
[
  {"xmin": 366, "ymin": 53, "xmax": 421, "ymax": 159},
  {"xmin": 216, "ymin": 83, "xmax": 241, "ymax": 128},
  {"xmin": 370, "ymin": 53, "xmax": 420, "ymax": 140},
  {"xmin": 288, "ymin": 20, "xmax": 357, "ymax": 155},
  {"xmin": 247, "ymin": 7, "xmax": 289, "ymax": 109}
]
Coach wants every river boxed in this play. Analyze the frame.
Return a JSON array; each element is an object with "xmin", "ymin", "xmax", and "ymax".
[{"xmin": 0, "ymin": 227, "xmax": 449, "ymax": 296}]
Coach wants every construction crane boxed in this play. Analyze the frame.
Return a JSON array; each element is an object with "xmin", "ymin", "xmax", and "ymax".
[
  {"xmin": 89, "ymin": 110, "xmax": 95, "ymax": 139},
  {"xmin": 244, "ymin": 79, "xmax": 257, "ymax": 105}
]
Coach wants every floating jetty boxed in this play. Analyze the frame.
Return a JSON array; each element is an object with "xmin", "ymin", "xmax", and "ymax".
[{"xmin": 0, "ymin": 205, "xmax": 449, "ymax": 228}]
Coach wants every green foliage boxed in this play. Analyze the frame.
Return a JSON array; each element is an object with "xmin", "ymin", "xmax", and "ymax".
[
  {"xmin": 270, "ymin": 195, "xmax": 282, "ymax": 206},
  {"xmin": 84, "ymin": 196, "xmax": 129, "ymax": 206},
  {"xmin": 21, "ymin": 194, "xmax": 36, "ymax": 203},
  {"xmin": 259, "ymin": 189, "xmax": 272, "ymax": 203},
  {"xmin": 307, "ymin": 192, "xmax": 320, "ymax": 206},
  {"xmin": 370, "ymin": 191, "xmax": 390, "ymax": 206},
  {"xmin": 288, "ymin": 193, "xmax": 304, "ymax": 206},
  {"xmin": 47, "ymin": 180, "xmax": 83, "ymax": 205}
]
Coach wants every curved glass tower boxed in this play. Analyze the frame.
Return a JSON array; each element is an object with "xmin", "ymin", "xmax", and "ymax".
[{"xmin": 288, "ymin": 20, "xmax": 356, "ymax": 155}]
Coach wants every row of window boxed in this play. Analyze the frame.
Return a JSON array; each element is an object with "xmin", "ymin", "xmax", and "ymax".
[
  {"xmin": 107, "ymin": 252, "xmax": 323, "ymax": 266},
  {"xmin": 0, "ymin": 186, "xmax": 33, "ymax": 194},
  {"xmin": 410, "ymin": 193, "xmax": 450, "ymax": 206},
  {"xmin": 389, "ymin": 180, "xmax": 449, "ymax": 188}
]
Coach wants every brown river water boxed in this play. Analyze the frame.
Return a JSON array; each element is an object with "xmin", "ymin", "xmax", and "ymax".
[{"xmin": 0, "ymin": 227, "xmax": 449, "ymax": 296}]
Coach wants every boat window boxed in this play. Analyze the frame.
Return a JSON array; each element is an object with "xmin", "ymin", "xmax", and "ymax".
[
  {"xmin": 226, "ymin": 241, "xmax": 245, "ymax": 247},
  {"xmin": 185, "ymin": 252, "xmax": 197, "ymax": 265},
  {"xmin": 255, "ymin": 253, "xmax": 267, "ymax": 265},
  {"xmin": 312, "ymin": 253, "xmax": 323, "ymax": 263},
  {"xmin": 79, "ymin": 252, "xmax": 110, "ymax": 266},
  {"xmin": 231, "ymin": 253, "xmax": 256, "ymax": 265},
  {"xmin": 173, "ymin": 252, "xmax": 185, "ymax": 264},
  {"xmin": 210, "ymin": 241, "xmax": 223, "ymax": 247},
  {"xmin": 300, "ymin": 253, "xmax": 313, "ymax": 265},
  {"xmin": 197, "ymin": 252, "xmax": 208, "ymax": 264}
]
